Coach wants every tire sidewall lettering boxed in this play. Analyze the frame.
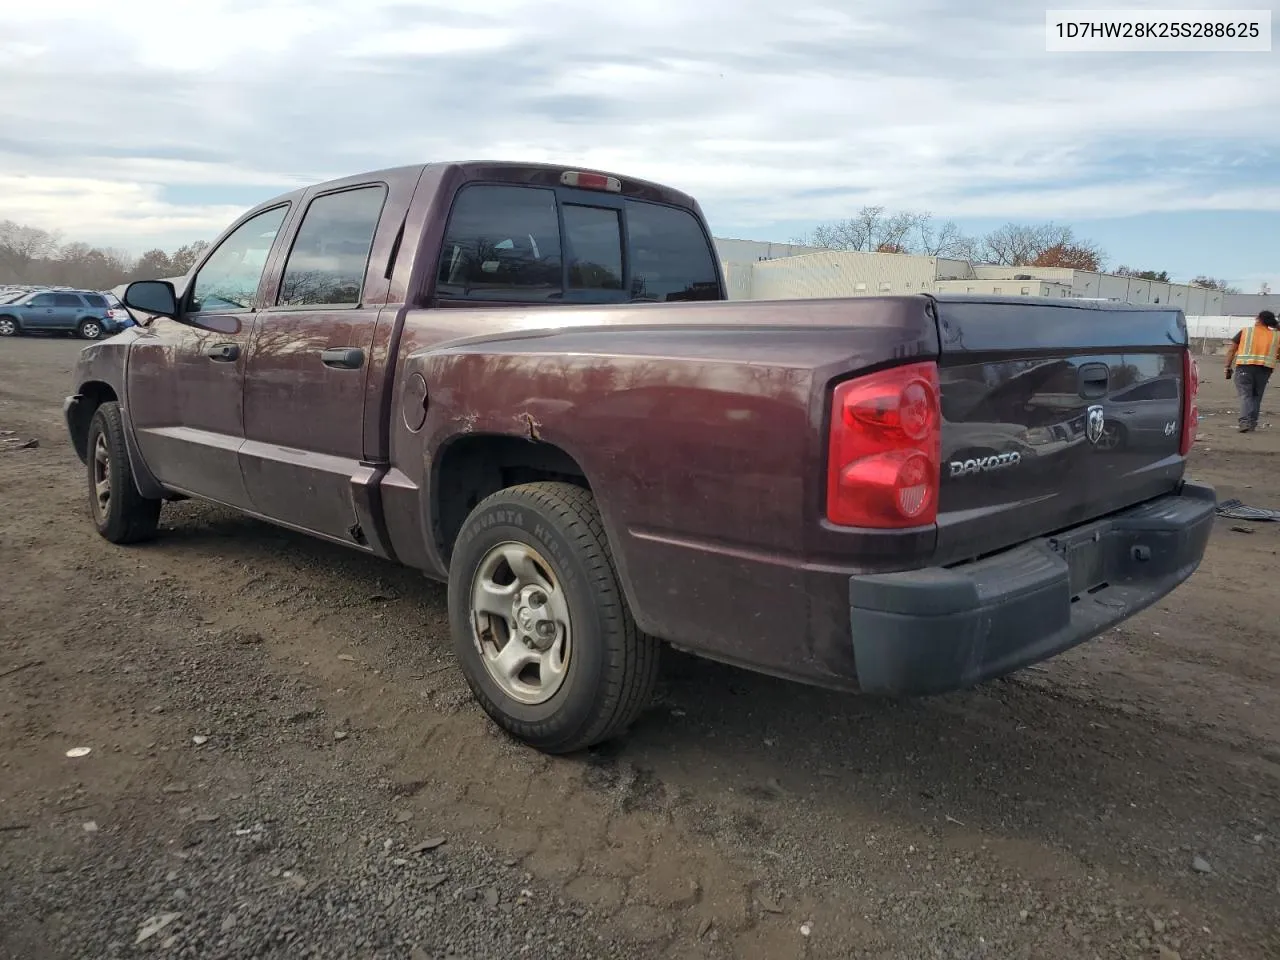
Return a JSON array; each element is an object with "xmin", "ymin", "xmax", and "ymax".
[{"xmin": 456, "ymin": 510, "xmax": 579, "ymax": 595}]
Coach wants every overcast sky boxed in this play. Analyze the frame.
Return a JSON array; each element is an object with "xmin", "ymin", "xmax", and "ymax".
[{"xmin": 1, "ymin": 0, "xmax": 1276, "ymax": 289}]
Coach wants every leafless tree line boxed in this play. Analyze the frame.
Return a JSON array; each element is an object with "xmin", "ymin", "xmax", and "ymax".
[
  {"xmin": 792, "ymin": 207, "xmax": 1107, "ymax": 270},
  {"xmin": 792, "ymin": 207, "xmax": 1240, "ymax": 291},
  {"xmin": 0, "ymin": 219, "xmax": 210, "ymax": 291}
]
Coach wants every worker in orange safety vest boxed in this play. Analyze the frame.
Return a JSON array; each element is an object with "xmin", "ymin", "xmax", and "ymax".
[{"xmin": 1225, "ymin": 310, "xmax": 1280, "ymax": 432}]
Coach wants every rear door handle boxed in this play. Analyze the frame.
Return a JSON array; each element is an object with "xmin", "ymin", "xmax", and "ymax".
[
  {"xmin": 204, "ymin": 343, "xmax": 239, "ymax": 362},
  {"xmin": 321, "ymin": 347, "xmax": 365, "ymax": 370}
]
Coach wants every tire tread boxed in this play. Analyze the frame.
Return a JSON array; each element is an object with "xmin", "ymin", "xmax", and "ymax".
[{"xmin": 88, "ymin": 402, "xmax": 161, "ymax": 544}]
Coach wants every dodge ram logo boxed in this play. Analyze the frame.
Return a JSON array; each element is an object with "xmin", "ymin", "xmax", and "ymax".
[
  {"xmin": 1086, "ymin": 404, "xmax": 1106, "ymax": 445},
  {"xmin": 948, "ymin": 452, "xmax": 1021, "ymax": 478}
]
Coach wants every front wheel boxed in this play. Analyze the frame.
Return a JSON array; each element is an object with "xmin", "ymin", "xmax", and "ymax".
[
  {"xmin": 86, "ymin": 402, "xmax": 161, "ymax": 543},
  {"xmin": 77, "ymin": 319, "xmax": 103, "ymax": 340},
  {"xmin": 0, "ymin": 315, "xmax": 18, "ymax": 337},
  {"xmin": 447, "ymin": 481, "xmax": 660, "ymax": 754}
]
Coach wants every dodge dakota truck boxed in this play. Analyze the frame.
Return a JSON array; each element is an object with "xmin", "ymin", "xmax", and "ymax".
[{"xmin": 66, "ymin": 161, "xmax": 1215, "ymax": 754}]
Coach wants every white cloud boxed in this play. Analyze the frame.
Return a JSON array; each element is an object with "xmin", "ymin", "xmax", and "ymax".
[
  {"xmin": 0, "ymin": 0, "xmax": 1277, "ymax": 255},
  {"xmin": 343, "ymin": 25, "xmax": 520, "ymax": 58}
]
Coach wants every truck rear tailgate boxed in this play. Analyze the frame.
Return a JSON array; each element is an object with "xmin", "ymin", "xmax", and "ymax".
[{"xmin": 929, "ymin": 295, "xmax": 1190, "ymax": 566}]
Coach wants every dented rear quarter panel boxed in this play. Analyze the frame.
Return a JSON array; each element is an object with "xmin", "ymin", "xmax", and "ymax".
[{"xmin": 382, "ymin": 296, "xmax": 940, "ymax": 684}]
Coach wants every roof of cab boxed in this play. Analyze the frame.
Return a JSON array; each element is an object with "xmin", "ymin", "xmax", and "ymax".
[{"xmin": 246, "ymin": 160, "xmax": 702, "ymax": 216}]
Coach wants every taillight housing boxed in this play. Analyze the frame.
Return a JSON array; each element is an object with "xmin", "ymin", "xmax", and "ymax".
[
  {"xmin": 1179, "ymin": 348, "xmax": 1199, "ymax": 456},
  {"xmin": 826, "ymin": 361, "xmax": 942, "ymax": 528}
]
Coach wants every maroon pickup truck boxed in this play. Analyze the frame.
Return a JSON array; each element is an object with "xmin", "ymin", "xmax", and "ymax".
[{"xmin": 65, "ymin": 161, "xmax": 1215, "ymax": 754}]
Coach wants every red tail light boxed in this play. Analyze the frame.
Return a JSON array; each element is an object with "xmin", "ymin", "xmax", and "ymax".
[
  {"xmin": 826, "ymin": 361, "xmax": 942, "ymax": 528},
  {"xmin": 1179, "ymin": 348, "xmax": 1199, "ymax": 456}
]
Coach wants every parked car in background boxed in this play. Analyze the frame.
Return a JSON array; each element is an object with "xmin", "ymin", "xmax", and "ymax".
[
  {"xmin": 1097, "ymin": 375, "xmax": 1184, "ymax": 451},
  {"xmin": 0, "ymin": 289, "xmax": 122, "ymax": 339},
  {"xmin": 100, "ymin": 291, "xmax": 136, "ymax": 331}
]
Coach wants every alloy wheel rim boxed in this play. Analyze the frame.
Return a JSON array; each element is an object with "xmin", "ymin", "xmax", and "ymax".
[
  {"xmin": 92, "ymin": 433, "xmax": 110, "ymax": 519},
  {"xmin": 469, "ymin": 541, "xmax": 572, "ymax": 705}
]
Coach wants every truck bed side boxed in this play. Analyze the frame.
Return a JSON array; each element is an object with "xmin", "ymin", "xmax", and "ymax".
[{"xmin": 379, "ymin": 296, "xmax": 938, "ymax": 684}]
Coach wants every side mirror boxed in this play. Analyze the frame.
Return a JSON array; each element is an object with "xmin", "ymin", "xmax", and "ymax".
[{"xmin": 123, "ymin": 280, "xmax": 178, "ymax": 318}]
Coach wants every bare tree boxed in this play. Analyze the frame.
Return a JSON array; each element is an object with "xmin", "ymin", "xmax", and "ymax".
[
  {"xmin": 169, "ymin": 240, "xmax": 211, "ymax": 275},
  {"xmin": 913, "ymin": 216, "xmax": 973, "ymax": 259},
  {"xmin": 976, "ymin": 222, "xmax": 1104, "ymax": 270},
  {"xmin": 796, "ymin": 206, "xmax": 927, "ymax": 254},
  {"xmin": 132, "ymin": 248, "xmax": 175, "ymax": 279},
  {"xmin": 793, "ymin": 207, "xmax": 1101, "ymax": 266},
  {"xmin": 1189, "ymin": 275, "xmax": 1241, "ymax": 295},
  {"xmin": 0, "ymin": 217, "xmax": 212, "ymax": 289},
  {"xmin": 0, "ymin": 220, "xmax": 61, "ymax": 278},
  {"xmin": 1114, "ymin": 266, "xmax": 1170, "ymax": 282}
]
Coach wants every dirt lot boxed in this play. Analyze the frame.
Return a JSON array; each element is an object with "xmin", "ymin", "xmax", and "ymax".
[{"xmin": 1, "ymin": 337, "xmax": 1277, "ymax": 960}]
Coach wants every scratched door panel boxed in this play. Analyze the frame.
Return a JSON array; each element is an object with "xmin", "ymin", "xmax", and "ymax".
[{"xmin": 239, "ymin": 182, "xmax": 392, "ymax": 544}]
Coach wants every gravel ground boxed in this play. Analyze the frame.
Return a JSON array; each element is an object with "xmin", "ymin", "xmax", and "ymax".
[{"xmin": 1, "ymin": 336, "xmax": 1278, "ymax": 960}]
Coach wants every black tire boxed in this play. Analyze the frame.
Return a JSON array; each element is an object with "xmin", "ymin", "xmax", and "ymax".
[
  {"xmin": 86, "ymin": 401, "xmax": 161, "ymax": 544},
  {"xmin": 447, "ymin": 481, "xmax": 659, "ymax": 754},
  {"xmin": 77, "ymin": 318, "xmax": 103, "ymax": 340},
  {"xmin": 0, "ymin": 315, "xmax": 18, "ymax": 337}
]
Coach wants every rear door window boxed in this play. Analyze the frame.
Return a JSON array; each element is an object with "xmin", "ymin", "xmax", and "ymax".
[
  {"xmin": 435, "ymin": 184, "xmax": 721, "ymax": 303},
  {"xmin": 436, "ymin": 186, "xmax": 563, "ymax": 301},
  {"xmin": 54, "ymin": 293, "xmax": 82, "ymax": 308}
]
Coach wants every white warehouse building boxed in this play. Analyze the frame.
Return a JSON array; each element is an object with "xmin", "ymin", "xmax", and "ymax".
[{"xmin": 711, "ymin": 238, "xmax": 1228, "ymax": 316}]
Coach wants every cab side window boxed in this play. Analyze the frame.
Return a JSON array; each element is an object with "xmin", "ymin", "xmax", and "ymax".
[
  {"xmin": 624, "ymin": 200, "xmax": 720, "ymax": 302},
  {"xmin": 277, "ymin": 186, "xmax": 387, "ymax": 306},
  {"xmin": 189, "ymin": 205, "xmax": 289, "ymax": 313}
]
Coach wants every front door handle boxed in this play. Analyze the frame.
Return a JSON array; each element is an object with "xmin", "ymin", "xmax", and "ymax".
[
  {"xmin": 321, "ymin": 347, "xmax": 365, "ymax": 370},
  {"xmin": 204, "ymin": 343, "xmax": 239, "ymax": 362}
]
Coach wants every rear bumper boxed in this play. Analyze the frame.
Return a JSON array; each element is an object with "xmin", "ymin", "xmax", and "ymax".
[{"xmin": 848, "ymin": 480, "xmax": 1217, "ymax": 695}]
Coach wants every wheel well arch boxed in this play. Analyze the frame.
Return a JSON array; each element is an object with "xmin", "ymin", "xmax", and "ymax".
[
  {"xmin": 432, "ymin": 434, "xmax": 590, "ymax": 564},
  {"xmin": 68, "ymin": 381, "xmax": 119, "ymax": 462}
]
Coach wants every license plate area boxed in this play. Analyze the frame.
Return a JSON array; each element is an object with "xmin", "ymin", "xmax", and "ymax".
[{"xmin": 1048, "ymin": 527, "xmax": 1111, "ymax": 599}]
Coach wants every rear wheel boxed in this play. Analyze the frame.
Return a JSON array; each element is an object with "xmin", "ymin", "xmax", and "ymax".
[
  {"xmin": 0, "ymin": 315, "xmax": 18, "ymax": 337},
  {"xmin": 86, "ymin": 402, "xmax": 161, "ymax": 543},
  {"xmin": 447, "ymin": 481, "xmax": 660, "ymax": 754},
  {"xmin": 77, "ymin": 319, "xmax": 103, "ymax": 340}
]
